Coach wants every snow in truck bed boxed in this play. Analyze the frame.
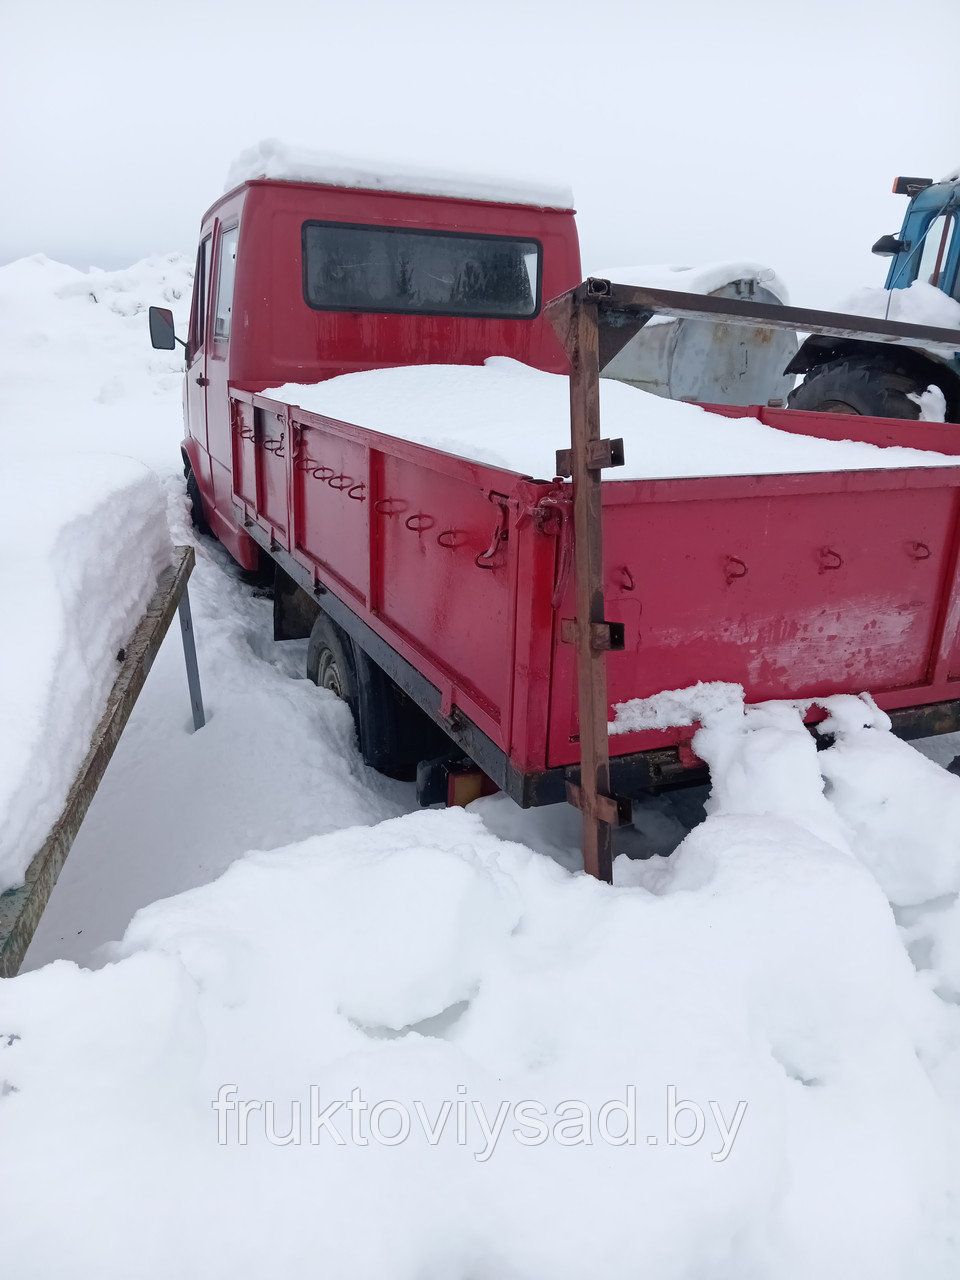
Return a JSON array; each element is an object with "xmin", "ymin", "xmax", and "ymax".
[{"xmin": 270, "ymin": 356, "xmax": 960, "ymax": 478}]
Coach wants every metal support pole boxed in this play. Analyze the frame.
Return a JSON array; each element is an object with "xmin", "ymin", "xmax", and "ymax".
[
  {"xmin": 177, "ymin": 586, "xmax": 206, "ymax": 731},
  {"xmin": 565, "ymin": 297, "xmax": 617, "ymax": 883}
]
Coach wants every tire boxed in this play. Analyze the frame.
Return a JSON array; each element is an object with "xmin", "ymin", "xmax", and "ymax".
[
  {"xmin": 307, "ymin": 612, "xmax": 359, "ymax": 707},
  {"xmin": 307, "ymin": 610, "xmax": 451, "ymax": 779},
  {"xmin": 185, "ymin": 466, "xmax": 214, "ymax": 538},
  {"xmin": 787, "ymin": 357, "xmax": 926, "ymax": 419}
]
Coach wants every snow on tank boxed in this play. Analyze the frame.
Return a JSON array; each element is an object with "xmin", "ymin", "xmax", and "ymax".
[
  {"xmin": 596, "ymin": 261, "xmax": 798, "ymax": 408},
  {"xmin": 224, "ymin": 138, "xmax": 575, "ymax": 210}
]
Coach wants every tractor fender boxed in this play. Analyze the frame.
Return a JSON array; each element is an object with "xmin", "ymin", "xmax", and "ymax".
[{"xmin": 785, "ymin": 336, "xmax": 960, "ymax": 419}]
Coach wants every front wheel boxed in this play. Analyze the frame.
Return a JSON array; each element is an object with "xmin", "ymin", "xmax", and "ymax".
[
  {"xmin": 787, "ymin": 357, "xmax": 927, "ymax": 419},
  {"xmin": 185, "ymin": 465, "xmax": 214, "ymax": 538}
]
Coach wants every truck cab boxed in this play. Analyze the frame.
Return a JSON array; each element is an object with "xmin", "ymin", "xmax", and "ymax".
[{"xmin": 174, "ymin": 176, "xmax": 581, "ymax": 567}]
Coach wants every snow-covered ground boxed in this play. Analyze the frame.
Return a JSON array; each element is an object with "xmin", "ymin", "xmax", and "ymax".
[{"xmin": 2, "ymin": 253, "xmax": 960, "ymax": 1278}]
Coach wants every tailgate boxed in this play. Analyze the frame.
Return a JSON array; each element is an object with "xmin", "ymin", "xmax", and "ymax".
[{"xmin": 546, "ymin": 467, "xmax": 960, "ymax": 767}]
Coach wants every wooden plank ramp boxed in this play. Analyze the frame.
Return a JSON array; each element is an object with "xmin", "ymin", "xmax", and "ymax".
[{"xmin": 0, "ymin": 546, "xmax": 204, "ymax": 978}]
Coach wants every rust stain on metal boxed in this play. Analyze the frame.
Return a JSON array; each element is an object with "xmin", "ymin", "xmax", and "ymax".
[{"xmin": 548, "ymin": 295, "xmax": 626, "ymax": 883}]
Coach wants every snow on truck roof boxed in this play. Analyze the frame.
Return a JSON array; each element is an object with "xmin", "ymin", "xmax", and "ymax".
[{"xmin": 223, "ymin": 139, "xmax": 575, "ymax": 209}]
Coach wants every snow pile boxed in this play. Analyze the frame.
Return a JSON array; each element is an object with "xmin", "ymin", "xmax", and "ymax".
[
  {"xmin": 271, "ymin": 356, "xmax": 960, "ymax": 479},
  {"xmin": 609, "ymin": 679, "xmax": 746, "ymax": 734},
  {"xmin": 20, "ymin": 511, "xmax": 411, "ymax": 969},
  {"xmin": 54, "ymin": 253, "xmax": 192, "ymax": 318},
  {"xmin": 0, "ymin": 458, "xmax": 171, "ymax": 893},
  {"xmin": 840, "ymin": 279, "xmax": 960, "ymax": 332},
  {"xmin": 0, "ymin": 253, "xmax": 193, "ymax": 470},
  {"xmin": 591, "ymin": 260, "xmax": 789, "ymax": 303},
  {"xmin": 0, "ymin": 254, "xmax": 191, "ymax": 890},
  {"xmin": 225, "ymin": 138, "xmax": 575, "ymax": 210},
  {"xmin": 1, "ymin": 797, "xmax": 958, "ymax": 1278},
  {"xmin": 908, "ymin": 383, "xmax": 948, "ymax": 422},
  {"xmin": 3, "ymin": 251, "xmax": 960, "ymax": 1278},
  {"xmin": 819, "ymin": 704, "xmax": 960, "ymax": 906},
  {"xmin": 612, "ymin": 683, "xmax": 960, "ymax": 907}
]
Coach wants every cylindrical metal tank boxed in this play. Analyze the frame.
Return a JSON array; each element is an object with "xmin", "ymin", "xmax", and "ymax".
[{"xmin": 600, "ymin": 268, "xmax": 798, "ymax": 407}]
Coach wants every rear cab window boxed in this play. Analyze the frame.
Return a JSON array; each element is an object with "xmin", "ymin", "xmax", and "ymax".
[{"xmin": 301, "ymin": 221, "xmax": 541, "ymax": 318}]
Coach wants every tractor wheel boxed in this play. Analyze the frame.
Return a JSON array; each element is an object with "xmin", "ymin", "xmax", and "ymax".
[
  {"xmin": 787, "ymin": 357, "xmax": 928, "ymax": 419},
  {"xmin": 185, "ymin": 466, "xmax": 214, "ymax": 538}
]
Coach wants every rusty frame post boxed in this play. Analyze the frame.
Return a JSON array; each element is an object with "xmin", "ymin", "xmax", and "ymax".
[
  {"xmin": 541, "ymin": 275, "xmax": 960, "ymax": 883},
  {"xmin": 549, "ymin": 283, "xmax": 626, "ymax": 883}
]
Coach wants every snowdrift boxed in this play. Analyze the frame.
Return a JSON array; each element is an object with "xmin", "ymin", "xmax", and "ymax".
[
  {"xmin": 0, "ymin": 254, "xmax": 191, "ymax": 891},
  {"xmin": 1, "ymin": 251, "xmax": 960, "ymax": 1279},
  {"xmin": 3, "ymin": 716, "xmax": 960, "ymax": 1277}
]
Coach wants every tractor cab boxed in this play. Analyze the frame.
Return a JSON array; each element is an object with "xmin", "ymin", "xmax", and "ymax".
[
  {"xmin": 878, "ymin": 174, "xmax": 960, "ymax": 300},
  {"xmin": 786, "ymin": 170, "xmax": 960, "ymax": 421}
]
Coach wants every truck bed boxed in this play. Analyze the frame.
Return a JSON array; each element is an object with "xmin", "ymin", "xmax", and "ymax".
[{"xmin": 230, "ymin": 387, "xmax": 960, "ymax": 802}]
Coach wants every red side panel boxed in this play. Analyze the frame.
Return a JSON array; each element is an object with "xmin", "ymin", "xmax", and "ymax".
[
  {"xmin": 231, "ymin": 381, "xmax": 960, "ymax": 782},
  {"xmin": 546, "ymin": 468, "xmax": 960, "ymax": 766},
  {"xmin": 373, "ymin": 450, "xmax": 518, "ymax": 724},
  {"xmin": 231, "ymin": 391, "xmax": 555, "ymax": 757}
]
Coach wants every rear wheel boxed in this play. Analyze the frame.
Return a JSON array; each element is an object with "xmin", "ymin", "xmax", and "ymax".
[
  {"xmin": 307, "ymin": 610, "xmax": 452, "ymax": 780},
  {"xmin": 787, "ymin": 357, "xmax": 926, "ymax": 419},
  {"xmin": 308, "ymin": 613, "xmax": 357, "ymax": 705}
]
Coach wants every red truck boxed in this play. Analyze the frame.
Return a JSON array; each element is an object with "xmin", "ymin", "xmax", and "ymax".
[{"xmin": 149, "ymin": 169, "xmax": 960, "ymax": 876}]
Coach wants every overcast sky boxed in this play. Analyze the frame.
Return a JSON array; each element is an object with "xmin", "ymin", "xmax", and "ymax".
[{"xmin": 2, "ymin": 0, "xmax": 957, "ymax": 305}]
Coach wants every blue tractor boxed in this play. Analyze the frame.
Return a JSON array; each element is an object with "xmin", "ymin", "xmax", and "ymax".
[{"xmin": 787, "ymin": 171, "xmax": 960, "ymax": 420}]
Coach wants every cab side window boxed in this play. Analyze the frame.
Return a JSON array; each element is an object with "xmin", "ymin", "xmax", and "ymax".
[
  {"xmin": 188, "ymin": 236, "xmax": 210, "ymax": 359},
  {"xmin": 917, "ymin": 214, "xmax": 954, "ymax": 289},
  {"xmin": 214, "ymin": 226, "xmax": 240, "ymax": 341}
]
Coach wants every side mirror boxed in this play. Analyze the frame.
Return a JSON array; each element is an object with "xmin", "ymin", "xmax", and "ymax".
[
  {"xmin": 872, "ymin": 234, "xmax": 907, "ymax": 257},
  {"xmin": 148, "ymin": 305, "xmax": 177, "ymax": 350}
]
